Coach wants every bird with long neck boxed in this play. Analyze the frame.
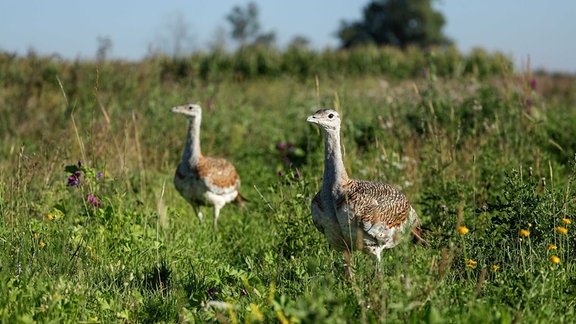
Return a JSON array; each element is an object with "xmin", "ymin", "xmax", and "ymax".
[
  {"xmin": 307, "ymin": 108, "xmax": 427, "ymax": 268},
  {"xmin": 172, "ymin": 103, "xmax": 245, "ymax": 230}
]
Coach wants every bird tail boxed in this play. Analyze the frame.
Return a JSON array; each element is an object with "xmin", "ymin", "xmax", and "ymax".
[{"xmin": 235, "ymin": 192, "xmax": 249, "ymax": 207}]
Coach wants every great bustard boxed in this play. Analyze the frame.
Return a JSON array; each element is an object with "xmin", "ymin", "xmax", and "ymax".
[
  {"xmin": 307, "ymin": 109, "xmax": 427, "ymax": 266},
  {"xmin": 172, "ymin": 103, "xmax": 246, "ymax": 230}
]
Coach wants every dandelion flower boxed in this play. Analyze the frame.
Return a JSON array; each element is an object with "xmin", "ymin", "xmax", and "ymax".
[
  {"xmin": 87, "ymin": 246, "xmax": 92, "ymax": 251},
  {"xmin": 557, "ymin": 227, "xmax": 568, "ymax": 235},
  {"xmin": 466, "ymin": 259, "xmax": 477, "ymax": 269},
  {"xmin": 33, "ymin": 232, "xmax": 40, "ymax": 239},
  {"xmin": 547, "ymin": 244, "xmax": 557, "ymax": 250},
  {"xmin": 46, "ymin": 213, "xmax": 54, "ymax": 221},
  {"xmin": 562, "ymin": 218, "xmax": 571, "ymax": 225},
  {"xmin": 549, "ymin": 255, "xmax": 560, "ymax": 264},
  {"xmin": 519, "ymin": 229, "xmax": 530, "ymax": 237},
  {"xmin": 39, "ymin": 241, "xmax": 46, "ymax": 248},
  {"xmin": 490, "ymin": 265, "xmax": 500, "ymax": 271},
  {"xmin": 457, "ymin": 226, "xmax": 469, "ymax": 235}
]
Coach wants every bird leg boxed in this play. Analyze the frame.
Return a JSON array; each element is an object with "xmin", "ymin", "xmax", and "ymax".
[
  {"xmin": 213, "ymin": 205, "xmax": 221, "ymax": 232},
  {"xmin": 193, "ymin": 206, "xmax": 204, "ymax": 222}
]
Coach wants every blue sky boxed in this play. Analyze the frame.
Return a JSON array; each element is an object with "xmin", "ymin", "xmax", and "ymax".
[{"xmin": 1, "ymin": 0, "xmax": 575, "ymax": 73}]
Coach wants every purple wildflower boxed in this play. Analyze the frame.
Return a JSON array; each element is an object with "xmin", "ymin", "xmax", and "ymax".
[
  {"xmin": 207, "ymin": 288, "xmax": 217, "ymax": 296},
  {"xmin": 293, "ymin": 170, "xmax": 301, "ymax": 180},
  {"xmin": 96, "ymin": 171, "xmax": 103, "ymax": 179},
  {"xmin": 530, "ymin": 78, "xmax": 537, "ymax": 90},
  {"xmin": 276, "ymin": 142, "xmax": 287, "ymax": 151},
  {"xmin": 241, "ymin": 289, "xmax": 248, "ymax": 296},
  {"xmin": 482, "ymin": 204, "xmax": 488, "ymax": 212},
  {"xmin": 77, "ymin": 160, "xmax": 82, "ymax": 168},
  {"xmin": 67, "ymin": 170, "xmax": 81, "ymax": 187},
  {"xmin": 67, "ymin": 175, "xmax": 79, "ymax": 187},
  {"xmin": 278, "ymin": 170, "xmax": 284, "ymax": 177},
  {"xmin": 87, "ymin": 195, "xmax": 101, "ymax": 207},
  {"xmin": 440, "ymin": 204, "xmax": 447, "ymax": 212}
]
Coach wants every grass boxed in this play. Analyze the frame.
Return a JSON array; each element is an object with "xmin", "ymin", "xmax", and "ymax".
[{"xmin": 1, "ymin": 48, "xmax": 576, "ymax": 323}]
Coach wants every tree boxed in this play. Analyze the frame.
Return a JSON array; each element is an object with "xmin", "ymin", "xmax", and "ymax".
[
  {"xmin": 287, "ymin": 36, "xmax": 310, "ymax": 49},
  {"xmin": 96, "ymin": 36, "xmax": 113, "ymax": 61},
  {"xmin": 253, "ymin": 32, "xmax": 276, "ymax": 47},
  {"xmin": 226, "ymin": 2, "xmax": 260, "ymax": 46},
  {"xmin": 226, "ymin": 2, "xmax": 276, "ymax": 48},
  {"xmin": 337, "ymin": 0, "xmax": 451, "ymax": 49}
]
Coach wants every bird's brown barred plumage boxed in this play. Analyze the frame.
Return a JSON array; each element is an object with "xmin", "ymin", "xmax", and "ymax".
[{"xmin": 339, "ymin": 179, "xmax": 410, "ymax": 228}]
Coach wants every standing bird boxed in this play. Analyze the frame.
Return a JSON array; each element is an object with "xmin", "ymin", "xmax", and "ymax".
[
  {"xmin": 172, "ymin": 103, "xmax": 245, "ymax": 230},
  {"xmin": 307, "ymin": 109, "xmax": 426, "ymax": 266}
]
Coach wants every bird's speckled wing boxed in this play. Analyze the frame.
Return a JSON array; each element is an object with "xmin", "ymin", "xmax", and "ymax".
[
  {"xmin": 338, "ymin": 179, "xmax": 412, "ymax": 230},
  {"xmin": 197, "ymin": 157, "xmax": 241, "ymax": 195}
]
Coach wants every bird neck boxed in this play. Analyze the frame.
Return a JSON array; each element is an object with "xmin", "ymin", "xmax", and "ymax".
[
  {"xmin": 322, "ymin": 127, "xmax": 349, "ymax": 193},
  {"xmin": 182, "ymin": 116, "xmax": 202, "ymax": 167}
]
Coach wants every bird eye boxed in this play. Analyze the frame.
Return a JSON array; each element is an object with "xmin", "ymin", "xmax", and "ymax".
[
  {"xmin": 188, "ymin": 106, "xmax": 193, "ymax": 109},
  {"xmin": 328, "ymin": 113, "xmax": 334, "ymax": 119}
]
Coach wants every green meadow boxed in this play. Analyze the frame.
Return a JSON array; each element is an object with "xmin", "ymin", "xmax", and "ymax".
[{"xmin": 1, "ymin": 47, "xmax": 576, "ymax": 323}]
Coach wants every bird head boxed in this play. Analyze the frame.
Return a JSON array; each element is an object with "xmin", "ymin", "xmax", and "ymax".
[
  {"xmin": 306, "ymin": 109, "xmax": 341, "ymax": 131},
  {"xmin": 171, "ymin": 103, "xmax": 202, "ymax": 119}
]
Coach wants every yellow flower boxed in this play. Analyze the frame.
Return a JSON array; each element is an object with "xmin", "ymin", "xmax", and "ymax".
[
  {"xmin": 457, "ymin": 226, "xmax": 469, "ymax": 235},
  {"xmin": 549, "ymin": 255, "xmax": 560, "ymax": 264},
  {"xmin": 547, "ymin": 244, "xmax": 557, "ymax": 250},
  {"xmin": 46, "ymin": 213, "xmax": 54, "ymax": 221},
  {"xmin": 490, "ymin": 265, "xmax": 500, "ymax": 271},
  {"xmin": 33, "ymin": 232, "xmax": 40, "ymax": 239},
  {"xmin": 39, "ymin": 241, "xmax": 46, "ymax": 248},
  {"xmin": 519, "ymin": 229, "xmax": 530, "ymax": 237},
  {"xmin": 87, "ymin": 245, "xmax": 92, "ymax": 251},
  {"xmin": 466, "ymin": 259, "xmax": 477, "ymax": 269},
  {"xmin": 528, "ymin": 223, "xmax": 533, "ymax": 227},
  {"xmin": 562, "ymin": 218, "xmax": 571, "ymax": 225},
  {"xmin": 557, "ymin": 227, "xmax": 568, "ymax": 235}
]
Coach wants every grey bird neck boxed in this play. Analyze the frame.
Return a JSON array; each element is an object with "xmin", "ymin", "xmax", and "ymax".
[
  {"xmin": 182, "ymin": 115, "xmax": 202, "ymax": 167},
  {"xmin": 322, "ymin": 126, "xmax": 349, "ymax": 195}
]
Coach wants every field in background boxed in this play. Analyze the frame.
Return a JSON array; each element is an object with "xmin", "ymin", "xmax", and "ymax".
[{"xmin": 1, "ymin": 47, "xmax": 576, "ymax": 322}]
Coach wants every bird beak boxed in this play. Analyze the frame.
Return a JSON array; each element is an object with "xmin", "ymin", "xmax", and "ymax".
[
  {"xmin": 171, "ymin": 106, "xmax": 179, "ymax": 113},
  {"xmin": 306, "ymin": 115, "xmax": 317, "ymax": 123}
]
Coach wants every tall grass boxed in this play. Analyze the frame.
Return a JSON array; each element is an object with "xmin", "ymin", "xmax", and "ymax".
[{"xmin": 1, "ymin": 46, "xmax": 575, "ymax": 322}]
